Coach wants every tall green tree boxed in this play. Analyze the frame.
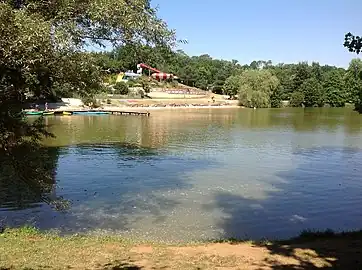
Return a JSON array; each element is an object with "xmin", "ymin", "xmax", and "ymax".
[
  {"xmin": 299, "ymin": 77, "xmax": 325, "ymax": 107},
  {"xmin": 292, "ymin": 62, "xmax": 312, "ymax": 91},
  {"xmin": 323, "ymin": 69, "xmax": 347, "ymax": 107},
  {"xmin": 237, "ymin": 70, "xmax": 280, "ymax": 108},
  {"xmin": 344, "ymin": 32, "xmax": 362, "ymax": 112},
  {"xmin": 223, "ymin": 75, "xmax": 241, "ymax": 98},
  {"xmin": 345, "ymin": 59, "xmax": 362, "ymax": 111}
]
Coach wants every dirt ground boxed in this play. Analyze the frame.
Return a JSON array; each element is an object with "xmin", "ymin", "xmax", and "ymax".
[{"xmin": 1, "ymin": 228, "xmax": 361, "ymax": 270}]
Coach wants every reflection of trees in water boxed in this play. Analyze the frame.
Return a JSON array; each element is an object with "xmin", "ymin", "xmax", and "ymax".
[
  {"xmin": 0, "ymin": 147, "xmax": 60, "ymax": 211},
  {"xmin": 41, "ymin": 109, "xmax": 362, "ymax": 150},
  {"xmin": 1, "ymin": 141, "xmax": 215, "ymax": 234},
  {"xmin": 0, "ymin": 141, "xmax": 166, "ymax": 214},
  {"xmin": 227, "ymin": 107, "xmax": 362, "ymax": 134},
  {"xmin": 43, "ymin": 111, "xmax": 241, "ymax": 149}
]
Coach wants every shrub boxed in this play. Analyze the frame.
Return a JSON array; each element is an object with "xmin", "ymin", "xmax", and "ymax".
[
  {"xmin": 127, "ymin": 79, "xmax": 139, "ymax": 88},
  {"xmin": 170, "ymin": 80, "xmax": 178, "ymax": 88},
  {"xmin": 81, "ymin": 97, "xmax": 101, "ymax": 108},
  {"xmin": 113, "ymin": 81, "xmax": 129, "ymax": 95}
]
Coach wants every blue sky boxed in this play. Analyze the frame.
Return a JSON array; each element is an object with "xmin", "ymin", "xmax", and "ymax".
[{"xmin": 153, "ymin": 0, "xmax": 361, "ymax": 68}]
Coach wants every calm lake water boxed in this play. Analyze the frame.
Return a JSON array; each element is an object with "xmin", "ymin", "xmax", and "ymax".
[{"xmin": 1, "ymin": 108, "xmax": 362, "ymax": 242}]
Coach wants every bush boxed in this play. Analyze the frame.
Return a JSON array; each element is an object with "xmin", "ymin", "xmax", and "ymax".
[
  {"xmin": 81, "ymin": 97, "xmax": 101, "ymax": 108},
  {"xmin": 113, "ymin": 82, "xmax": 129, "ymax": 95},
  {"xmin": 142, "ymin": 82, "xmax": 151, "ymax": 93},
  {"xmin": 138, "ymin": 89, "xmax": 145, "ymax": 98},
  {"xmin": 169, "ymin": 80, "xmax": 178, "ymax": 88},
  {"xmin": 127, "ymin": 79, "xmax": 138, "ymax": 87},
  {"xmin": 290, "ymin": 91, "xmax": 305, "ymax": 107}
]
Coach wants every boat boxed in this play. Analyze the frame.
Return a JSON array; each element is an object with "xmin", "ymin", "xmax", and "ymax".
[
  {"xmin": 24, "ymin": 111, "xmax": 43, "ymax": 116},
  {"xmin": 73, "ymin": 111, "xmax": 111, "ymax": 115},
  {"xmin": 63, "ymin": 112, "xmax": 72, "ymax": 115},
  {"xmin": 43, "ymin": 111, "xmax": 54, "ymax": 116}
]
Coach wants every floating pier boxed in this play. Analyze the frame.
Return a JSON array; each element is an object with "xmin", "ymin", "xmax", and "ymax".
[
  {"xmin": 25, "ymin": 110, "xmax": 150, "ymax": 117},
  {"xmin": 58, "ymin": 110, "xmax": 150, "ymax": 116}
]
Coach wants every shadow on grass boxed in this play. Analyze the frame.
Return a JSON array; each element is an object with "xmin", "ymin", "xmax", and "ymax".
[
  {"xmin": 257, "ymin": 230, "xmax": 362, "ymax": 269},
  {"xmin": 101, "ymin": 261, "xmax": 143, "ymax": 270},
  {"xmin": 0, "ymin": 264, "xmax": 143, "ymax": 270}
]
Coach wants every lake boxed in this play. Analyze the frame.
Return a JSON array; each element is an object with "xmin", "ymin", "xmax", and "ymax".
[{"xmin": 1, "ymin": 108, "xmax": 362, "ymax": 242}]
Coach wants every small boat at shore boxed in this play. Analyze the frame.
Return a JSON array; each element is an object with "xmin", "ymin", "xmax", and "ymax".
[
  {"xmin": 25, "ymin": 111, "xmax": 43, "ymax": 116},
  {"xmin": 24, "ymin": 110, "xmax": 54, "ymax": 116},
  {"xmin": 63, "ymin": 112, "xmax": 72, "ymax": 115}
]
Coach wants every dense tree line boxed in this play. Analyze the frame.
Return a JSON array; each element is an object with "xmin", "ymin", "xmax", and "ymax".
[{"xmin": 94, "ymin": 45, "xmax": 362, "ymax": 108}]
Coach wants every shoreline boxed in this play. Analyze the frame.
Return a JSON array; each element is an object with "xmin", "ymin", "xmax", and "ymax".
[
  {"xmin": 51, "ymin": 104, "xmax": 241, "ymax": 112},
  {"xmin": 1, "ymin": 227, "xmax": 361, "ymax": 269},
  {"xmin": 103, "ymin": 104, "xmax": 241, "ymax": 111}
]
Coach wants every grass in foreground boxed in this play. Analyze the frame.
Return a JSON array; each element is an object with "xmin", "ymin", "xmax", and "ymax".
[{"xmin": 1, "ymin": 227, "xmax": 362, "ymax": 269}]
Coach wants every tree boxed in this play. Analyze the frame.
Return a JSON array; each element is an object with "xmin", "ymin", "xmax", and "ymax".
[
  {"xmin": 237, "ymin": 70, "xmax": 280, "ymax": 108},
  {"xmin": 223, "ymin": 76, "xmax": 240, "ymax": 98},
  {"xmin": 344, "ymin": 33, "xmax": 362, "ymax": 112},
  {"xmin": 344, "ymin": 32, "xmax": 362, "ymax": 54},
  {"xmin": 345, "ymin": 59, "xmax": 362, "ymax": 111},
  {"xmin": 299, "ymin": 77, "xmax": 325, "ymax": 107},
  {"xmin": 0, "ymin": 0, "xmax": 177, "ymax": 207},
  {"xmin": 323, "ymin": 69, "xmax": 347, "ymax": 107},
  {"xmin": 292, "ymin": 62, "xmax": 312, "ymax": 92},
  {"xmin": 311, "ymin": 62, "xmax": 323, "ymax": 81},
  {"xmin": 269, "ymin": 64, "xmax": 295, "ymax": 100},
  {"xmin": 270, "ymin": 85, "xmax": 283, "ymax": 108},
  {"xmin": 290, "ymin": 91, "xmax": 305, "ymax": 107}
]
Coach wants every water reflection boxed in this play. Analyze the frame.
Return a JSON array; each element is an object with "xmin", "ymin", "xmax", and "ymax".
[
  {"xmin": 43, "ymin": 108, "xmax": 362, "ymax": 148},
  {"xmin": 1, "ymin": 143, "xmax": 216, "ymax": 239},
  {"xmin": 0, "ymin": 147, "xmax": 59, "ymax": 211}
]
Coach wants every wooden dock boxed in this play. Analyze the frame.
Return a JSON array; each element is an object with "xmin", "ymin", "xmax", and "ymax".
[
  {"xmin": 109, "ymin": 111, "xmax": 150, "ymax": 116},
  {"xmin": 53, "ymin": 110, "xmax": 150, "ymax": 116}
]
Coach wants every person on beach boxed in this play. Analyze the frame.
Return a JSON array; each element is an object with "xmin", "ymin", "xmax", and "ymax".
[{"xmin": 45, "ymin": 102, "xmax": 48, "ymax": 111}]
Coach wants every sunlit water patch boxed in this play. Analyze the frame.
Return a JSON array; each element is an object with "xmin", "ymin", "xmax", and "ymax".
[{"xmin": 1, "ymin": 108, "xmax": 362, "ymax": 242}]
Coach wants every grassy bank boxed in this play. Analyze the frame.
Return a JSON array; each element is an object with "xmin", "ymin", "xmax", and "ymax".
[{"xmin": 1, "ymin": 227, "xmax": 362, "ymax": 269}]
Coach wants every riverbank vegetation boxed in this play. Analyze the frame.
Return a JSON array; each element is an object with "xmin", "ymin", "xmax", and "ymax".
[
  {"xmin": 1, "ymin": 227, "xmax": 362, "ymax": 269},
  {"xmin": 93, "ymin": 45, "xmax": 362, "ymax": 109}
]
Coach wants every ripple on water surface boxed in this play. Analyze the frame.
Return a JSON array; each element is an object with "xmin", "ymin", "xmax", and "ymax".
[{"xmin": 1, "ymin": 108, "xmax": 362, "ymax": 242}]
